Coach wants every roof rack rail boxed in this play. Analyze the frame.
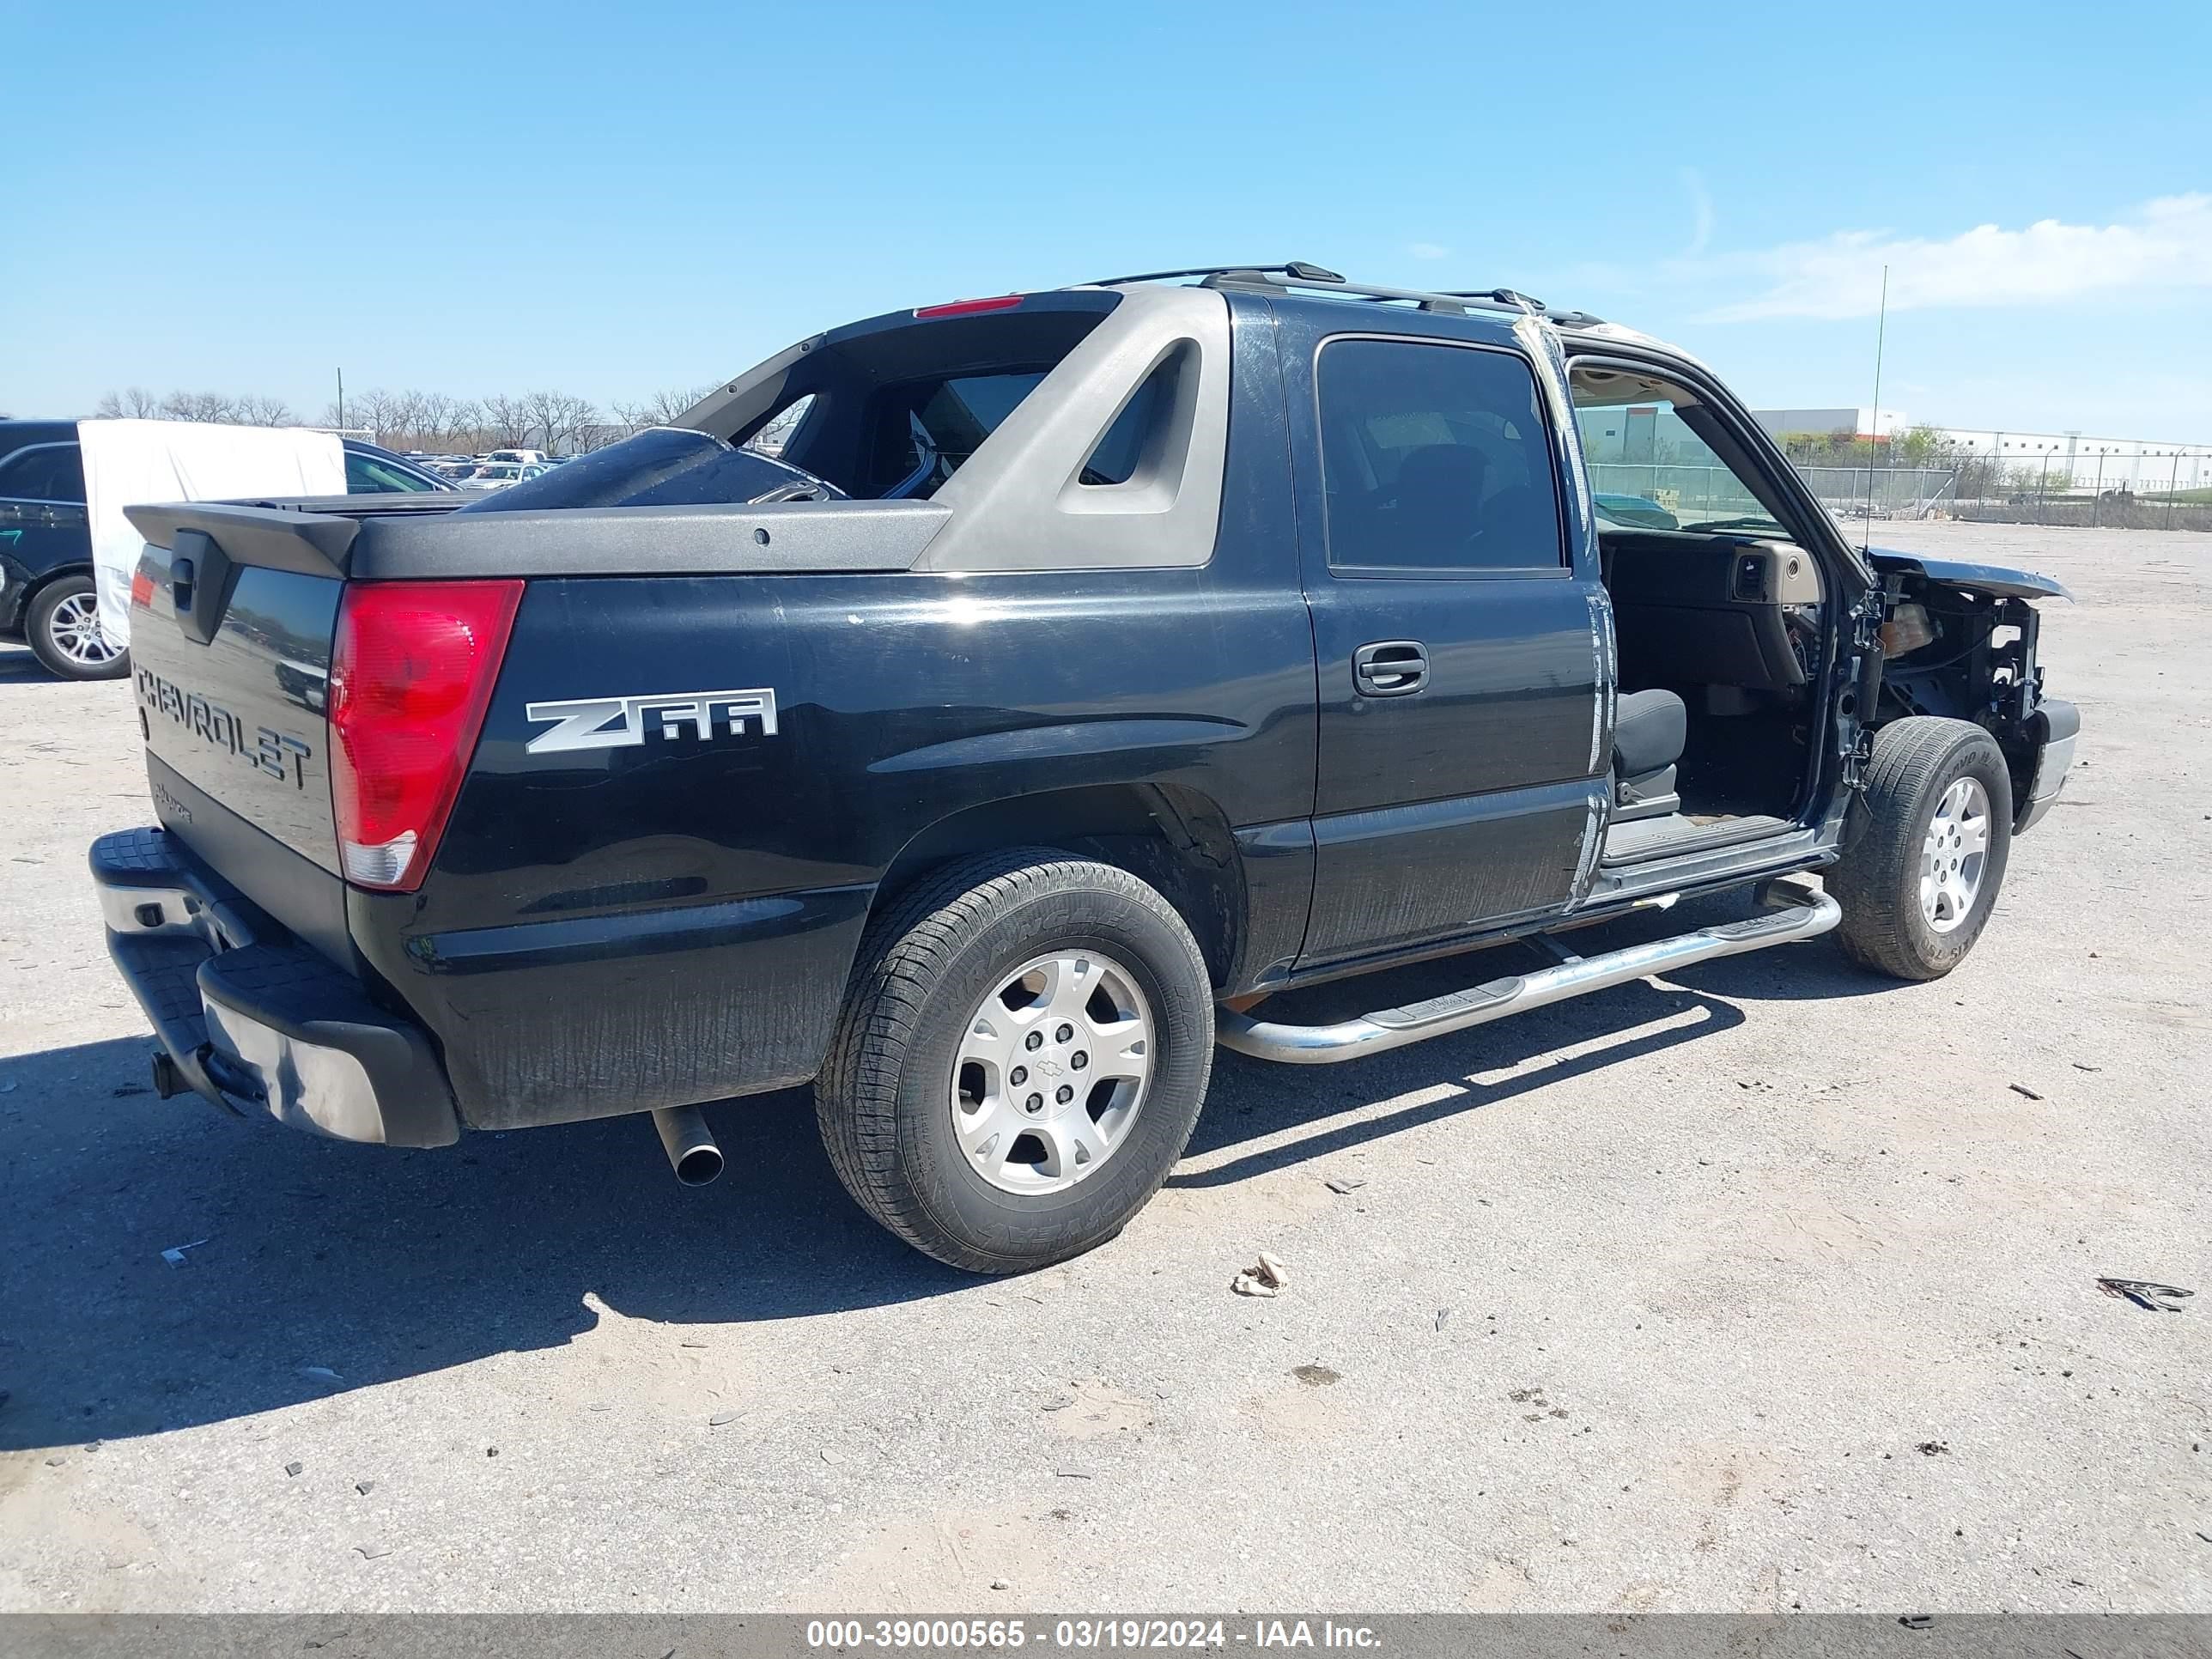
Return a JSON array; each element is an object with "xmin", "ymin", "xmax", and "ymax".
[
  {"xmin": 1071, "ymin": 263, "xmax": 1559, "ymax": 320},
  {"xmin": 1434, "ymin": 290, "xmax": 1607, "ymax": 328}
]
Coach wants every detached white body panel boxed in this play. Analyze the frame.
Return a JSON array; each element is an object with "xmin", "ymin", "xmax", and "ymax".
[{"xmin": 79, "ymin": 420, "xmax": 344, "ymax": 648}]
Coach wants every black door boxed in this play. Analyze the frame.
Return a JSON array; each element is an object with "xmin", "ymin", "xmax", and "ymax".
[{"xmin": 1279, "ymin": 319, "xmax": 1610, "ymax": 964}]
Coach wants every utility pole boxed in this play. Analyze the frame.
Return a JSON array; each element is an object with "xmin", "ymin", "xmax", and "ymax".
[
  {"xmin": 2171, "ymin": 450, "xmax": 2184, "ymax": 532},
  {"xmin": 1862, "ymin": 264, "xmax": 1888, "ymax": 547},
  {"xmin": 337, "ymin": 368, "xmax": 345, "ymax": 434}
]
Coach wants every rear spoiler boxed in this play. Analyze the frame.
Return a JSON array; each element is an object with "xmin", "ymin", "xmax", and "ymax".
[
  {"xmin": 124, "ymin": 502, "xmax": 362, "ymax": 580},
  {"xmin": 125, "ymin": 495, "xmax": 950, "ymax": 581}
]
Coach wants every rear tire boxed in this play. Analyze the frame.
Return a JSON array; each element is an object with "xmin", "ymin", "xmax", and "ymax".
[
  {"xmin": 27, "ymin": 574, "xmax": 129, "ymax": 681},
  {"xmin": 1831, "ymin": 716, "xmax": 2013, "ymax": 981},
  {"xmin": 816, "ymin": 849, "xmax": 1215, "ymax": 1273}
]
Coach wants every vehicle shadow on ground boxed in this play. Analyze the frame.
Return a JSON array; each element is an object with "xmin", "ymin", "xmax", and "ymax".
[
  {"xmin": 0, "ymin": 894, "xmax": 1872, "ymax": 1453},
  {"xmin": 1182, "ymin": 964, "xmax": 1745, "ymax": 1185},
  {"xmin": 0, "ymin": 642, "xmax": 65, "ymax": 684},
  {"xmin": 0, "ymin": 1033, "xmax": 950, "ymax": 1454}
]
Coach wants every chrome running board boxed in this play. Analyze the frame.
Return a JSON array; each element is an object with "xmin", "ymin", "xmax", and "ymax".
[{"xmin": 1217, "ymin": 879, "xmax": 1840, "ymax": 1066}]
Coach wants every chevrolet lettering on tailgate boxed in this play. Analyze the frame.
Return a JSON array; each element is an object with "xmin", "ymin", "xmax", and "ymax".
[{"xmin": 137, "ymin": 665, "xmax": 313, "ymax": 788}]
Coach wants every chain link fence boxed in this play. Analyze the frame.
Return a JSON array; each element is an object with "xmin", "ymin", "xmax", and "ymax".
[
  {"xmin": 1596, "ymin": 456, "xmax": 2212, "ymax": 533},
  {"xmin": 1777, "ymin": 442, "xmax": 2212, "ymax": 532}
]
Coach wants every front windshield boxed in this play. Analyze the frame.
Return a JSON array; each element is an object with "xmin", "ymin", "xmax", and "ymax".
[{"xmin": 1573, "ymin": 397, "xmax": 1785, "ymax": 536}]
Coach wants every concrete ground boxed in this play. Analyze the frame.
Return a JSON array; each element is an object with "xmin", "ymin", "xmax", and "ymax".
[{"xmin": 0, "ymin": 521, "xmax": 2204, "ymax": 1613}]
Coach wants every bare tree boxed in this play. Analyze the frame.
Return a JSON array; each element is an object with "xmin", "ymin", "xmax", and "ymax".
[
  {"xmin": 81, "ymin": 381, "xmax": 716, "ymax": 453},
  {"xmin": 234, "ymin": 393, "xmax": 296, "ymax": 426},
  {"xmin": 343, "ymin": 388, "xmax": 417, "ymax": 447},
  {"xmin": 519, "ymin": 389, "xmax": 600, "ymax": 456},
  {"xmin": 94, "ymin": 386, "xmax": 163, "ymax": 418},
  {"xmin": 159, "ymin": 390, "xmax": 242, "ymax": 422},
  {"xmin": 478, "ymin": 393, "xmax": 532, "ymax": 448},
  {"xmin": 410, "ymin": 392, "xmax": 459, "ymax": 451}
]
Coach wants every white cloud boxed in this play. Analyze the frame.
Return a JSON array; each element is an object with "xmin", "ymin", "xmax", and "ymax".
[
  {"xmin": 1705, "ymin": 194, "xmax": 2212, "ymax": 320},
  {"xmin": 1407, "ymin": 241, "xmax": 1449, "ymax": 261},
  {"xmin": 1680, "ymin": 167, "xmax": 1715, "ymax": 258}
]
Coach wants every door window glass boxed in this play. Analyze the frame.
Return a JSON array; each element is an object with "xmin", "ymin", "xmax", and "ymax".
[
  {"xmin": 1316, "ymin": 340, "xmax": 1563, "ymax": 572},
  {"xmin": 1571, "ymin": 371, "xmax": 1785, "ymax": 535},
  {"xmin": 0, "ymin": 442, "xmax": 88, "ymax": 503}
]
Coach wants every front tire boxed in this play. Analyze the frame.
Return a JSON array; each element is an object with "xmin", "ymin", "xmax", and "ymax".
[
  {"xmin": 816, "ymin": 849, "xmax": 1215, "ymax": 1273},
  {"xmin": 27, "ymin": 574, "xmax": 129, "ymax": 681},
  {"xmin": 1831, "ymin": 716, "xmax": 2013, "ymax": 981}
]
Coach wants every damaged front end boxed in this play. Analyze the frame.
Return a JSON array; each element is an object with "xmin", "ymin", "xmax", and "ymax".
[{"xmin": 1865, "ymin": 550, "xmax": 2079, "ymax": 832}]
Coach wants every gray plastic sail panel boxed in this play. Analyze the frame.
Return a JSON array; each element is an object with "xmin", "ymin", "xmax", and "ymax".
[{"xmin": 921, "ymin": 285, "xmax": 1232, "ymax": 573}]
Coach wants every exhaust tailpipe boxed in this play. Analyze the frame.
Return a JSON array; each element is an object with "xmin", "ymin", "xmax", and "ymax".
[{"xmin": 652, "ymin": 1106, "xmax": 724, "ymax": 1186}]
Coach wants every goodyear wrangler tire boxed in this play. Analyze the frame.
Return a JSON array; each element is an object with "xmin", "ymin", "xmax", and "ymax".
[
  {"xmin": 816, "ymin": 848, "xmax": 1215, "ymax": 1273},
  {"xmin": 1831, "ymin": 716, "xmax": 2014, "ymax": 981}
]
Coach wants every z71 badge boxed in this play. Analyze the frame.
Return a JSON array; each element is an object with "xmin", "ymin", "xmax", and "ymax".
[{"xmin": 524, "ymin": 688, "xmax": 779, "ymax": 755}]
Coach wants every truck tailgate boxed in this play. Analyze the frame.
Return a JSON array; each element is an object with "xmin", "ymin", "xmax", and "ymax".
[{"xmin": 123, "ymin": 504, "xmax": 356, "ymax": 955}]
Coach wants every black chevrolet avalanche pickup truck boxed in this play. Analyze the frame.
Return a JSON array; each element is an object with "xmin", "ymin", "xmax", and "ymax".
[{"xmin": 91, "ymin": 264, "xmax": 2079, "ymax": 1272}]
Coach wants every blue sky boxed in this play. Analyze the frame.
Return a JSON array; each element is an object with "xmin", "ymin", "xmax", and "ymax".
[{"xmin": 7, "ymin": 1, "xmax": 2209, "ymax": 438}]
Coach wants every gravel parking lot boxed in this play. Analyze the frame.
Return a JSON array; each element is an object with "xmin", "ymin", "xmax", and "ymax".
[{"xmin": 1, "ymin": 520, "xmax": 2205, "ymax": 1614}]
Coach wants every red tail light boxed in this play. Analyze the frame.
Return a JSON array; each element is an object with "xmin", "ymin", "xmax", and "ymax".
[
  {"xmin": 130, "ymin": 568, "xmax": 155, "ymax": 608},
  {"xmin": 328, "ymin": 580, "xmax": 522, "ymax": 891}
]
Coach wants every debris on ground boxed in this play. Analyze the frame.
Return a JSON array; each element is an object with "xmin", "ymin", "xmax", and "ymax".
[
  {"xmin": 1916, "ymin": 1442, "xmax": 1948, "ymax": 1456},
  {"xmin": 2096, "ymin": 1277, "xmax": 2193, "ymax": 1312},
  {"xmin": 708, "ymin": 1413, "xmax": 739, "ymax": 1427},
  {"xmin": 1898, "ymin": 1615, "xmax": 1933, "ymax": 1630},
  {"xmin": 285, "ymin": 1462, "xmax": 303, "ymax": 1477},
  {"xmin": 990, "ymin": 1578, "xmax": 1010, "ymax": 1591},
  {"xmin": 1053, "ymin": 1467, "xmax": 1092, "ymax": 1480},
  {"xmin": 159, "ymin": 1238, "xmax": 210, "ymax": 1267},
  {"xmin": 1435, "ymin": 1308, "xmax": 1451, "ymax": 1332},
  {"xmin": 1323, "ymin": 1176, "xmax": 1367, "ymax": 1195},
  {"xmin": 355, "ymin": 1480, "xmax": 374, "ymax": 1496},
  {"xmin": 355, "ymin": 1543, "xmax": 392, "ymax": 1560},
  {"xmin": 2008, "ymin": 1083, "xmax": 2045, "ymax": 1100},
  {"xmin": 1231, "ymin": 1252, "xmax": 1290, "ymax": 1298},
  {"xmin": 2072, "ymin": 1061, "xmax": 2103, "ymax": 1073},
  {"xmin": 1041, "ymin": 1396, "xmax": 1074, "ymax": 1412},
  {"xmin": 1291, "ymin": 1364, "xmax": 1340, "ymax": 1387}
]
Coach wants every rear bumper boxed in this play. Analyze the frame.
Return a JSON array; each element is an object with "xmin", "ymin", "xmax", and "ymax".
[
  {"xmin": 90, "ymin": 827, "xmax": 459, "ymax": 1147},
  {"xmin": 2015, "ymin": 697, "xmax": 2080, "ymax": 834}
]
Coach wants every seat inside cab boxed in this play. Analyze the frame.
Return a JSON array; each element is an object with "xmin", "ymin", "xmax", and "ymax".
[{"xmin": 1571, "ymin": 366, "xmax": 1828, "ymax": 861}]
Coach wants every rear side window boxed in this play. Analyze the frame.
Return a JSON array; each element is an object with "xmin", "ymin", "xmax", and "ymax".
[
  {"xmin": 880, "ymin": 372, "xmax": 1046, "ymax": 498},
  {"xmin": 0, "ymin": 442, "xmax": 87, "ymax": 504},
  {"xmin": 1317, "ymin": 338, "xmax": 1563, "ymax": 573},
  {"xmin": 864, "ymin": 368, "xmax": 1167, "ymax": 501}
]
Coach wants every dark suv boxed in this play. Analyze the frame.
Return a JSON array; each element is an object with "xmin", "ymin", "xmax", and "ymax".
[{"xmin": 0, "ymin": 422, "xmax": 450, "ymax": 681}]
